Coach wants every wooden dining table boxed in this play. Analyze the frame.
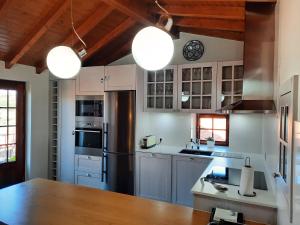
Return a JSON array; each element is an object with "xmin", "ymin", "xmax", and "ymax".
[{"xmin": 0, "ymin": 178, "xmax": 266, "ymax": 225}]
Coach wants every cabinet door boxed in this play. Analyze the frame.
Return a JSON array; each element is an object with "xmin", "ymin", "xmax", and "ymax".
[
  {"xmin": 136, "ymin": 152, "xmax": 172, "ymax": 202},
  {"xmin": 104, "ymin": 65, "xmax": 136, "ymax": 91},
  {"xmin": 172, "ymin": 156, "xmax": 211, "ymax": 206},
  {"xmin": 74, "ymin": 155, "xmax": 102, "ymax": 174},
  {"xmin": 75, "ymin": 171, "xmax": 106, "ymax": 189},
  {"xmin": 76, "ymin": 66, "xmax": 105, "ymax": 95},
  {"xmin": 178, "ymin": 62, "xmax": 217, "ymax": 113},
  {"xmin": 144, "ymin": 65, "xmax": 178, "ymax": 112},
  {"xmin": 60, "ymin": 80, "xmax": 76, "ymax": 184},
  {"xmin": 216, "ymin": 61, "xmax": 243, "ymax": 109}
]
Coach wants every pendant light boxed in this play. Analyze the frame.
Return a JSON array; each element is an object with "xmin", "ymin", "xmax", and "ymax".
[
  {"xmin": 47, "ymin": 0, "xmax": 87, "ymax": 79},
  {"xmin": 132, "ymin": 1, "xmax": 174, "ymax": 71}
]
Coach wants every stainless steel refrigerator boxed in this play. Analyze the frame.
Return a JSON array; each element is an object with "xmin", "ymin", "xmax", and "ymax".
[{"xmin": 102, "ymin": 91, "xmax": 135, "ymax": 195}]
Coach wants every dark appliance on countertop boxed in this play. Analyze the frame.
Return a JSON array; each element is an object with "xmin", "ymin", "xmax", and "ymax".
[
  {"xmin": 208, "ymin": 208, "xmax": 244, "ymax": 225},
  {"xmin": 204, "ymin": 166, "xmax": 268, "ymax": 191},
  {"xmin": 102, "ymin": 91, "xmax": 135, "ymax": 195}
]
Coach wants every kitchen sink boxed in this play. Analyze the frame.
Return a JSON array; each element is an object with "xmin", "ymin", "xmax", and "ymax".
[{"xmin": 179, "ymin": 149, "xmax": 213, "ymax": 156}]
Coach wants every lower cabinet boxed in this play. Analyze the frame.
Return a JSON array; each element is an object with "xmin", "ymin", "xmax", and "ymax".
[
  {"xmin": 172, "ymin": 156, "xmax": 211, "ymax": 206},
  {"xmin": 74, "ymin": 154, "xmax": 106, "ymax": 190},
  {"xmin": 135, "ymin": 152, "xmax": 211, "ymax": 206},
  {"xmin": 136, "ymin": 152, "xmax": 172, "ymax": 202}
]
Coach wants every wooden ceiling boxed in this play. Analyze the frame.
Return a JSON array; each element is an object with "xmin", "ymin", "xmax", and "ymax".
[{"xmin": 0, "ymin": 0, "xmax": 276, "ymax": 73}]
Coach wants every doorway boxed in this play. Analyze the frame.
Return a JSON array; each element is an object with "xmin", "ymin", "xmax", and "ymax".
[{"xmin": 0, "ymin": 80, "xmax": 25, "ymax": 188}]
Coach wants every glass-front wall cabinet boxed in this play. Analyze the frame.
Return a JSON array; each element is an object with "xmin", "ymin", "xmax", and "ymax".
[
  {"xmin": 217, "ymin": 61, "xmax": 244, "ymax": 109},
  {"xmin": 144, "ymin": 66, "xmax": 178, "ymax": 111},
  {"xmin": 178, "ymin": 63, "xmax": 217, "ymax": 113}
]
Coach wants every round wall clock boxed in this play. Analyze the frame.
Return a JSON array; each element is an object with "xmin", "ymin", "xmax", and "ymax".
[{"xmin": 183, "ymin": 40, "xmax": 204, "ymax": 61}]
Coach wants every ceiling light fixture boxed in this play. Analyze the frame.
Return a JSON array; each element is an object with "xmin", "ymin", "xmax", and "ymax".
[
  {"xmin": 46, "ymin": 0, "xmax": 87, "ymax": 79},
  {"xmin": 132, "ymin": 0, "xmax": 174, "ymax": 71}
]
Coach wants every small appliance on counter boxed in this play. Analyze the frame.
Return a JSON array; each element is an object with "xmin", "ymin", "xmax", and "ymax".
[
  {"xmin": 141, "ymin": 135, "xmax": 157, "ymax": 149},
  {"xmin": 208, "ymin": 208, "xmax": 244, "ymax": 225},
  {"xmin": 238, "ymin": 157, "xmax": 256, "ymax": 197}
]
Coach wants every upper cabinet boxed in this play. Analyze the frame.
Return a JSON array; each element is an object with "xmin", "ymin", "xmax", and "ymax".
[
  {"xmin": 76, "ymin": 66, "xmax": 105, "ymax": 95},
  {"xmin": 216, "ymin": 61, "xmax": 244, "ymax": 109},
  {"xmin": 144, "ymin": 65, "xmax": 178, "ymax": 112},
  {"xmin": 178, "ymin": 62, "xmax": 217, "ymax": 113},
  {"xmin": 104, "ymin": 64, "xmax": 137, "ymax": 91}
]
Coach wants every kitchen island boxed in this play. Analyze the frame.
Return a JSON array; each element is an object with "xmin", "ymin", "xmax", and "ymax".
[{"xmin": 0, "ymin": 178, "xmax": 265, "ymax": 225}]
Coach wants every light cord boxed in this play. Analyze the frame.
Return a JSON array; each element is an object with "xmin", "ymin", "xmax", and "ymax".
[
  {"xmin": 155, "ymin": 0, "xmax": 169, "ymax": 16},
  {"xmin": 70, "ymin": 0, "xmax": 87, "ymax": 48}
]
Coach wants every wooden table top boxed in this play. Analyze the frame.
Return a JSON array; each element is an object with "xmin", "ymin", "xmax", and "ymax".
[{"xmin": 0, "ymin": 179, "xmax": 266, "ymax": 225}]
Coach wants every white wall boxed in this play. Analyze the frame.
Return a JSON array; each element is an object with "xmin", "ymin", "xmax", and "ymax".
[
  {"xmin": 0, "ymin": 61, "xmax": 49, "ymax": 180},
  {"xmin": 110, "ymin": 32, "xmax": 244, "ymax": 66}
]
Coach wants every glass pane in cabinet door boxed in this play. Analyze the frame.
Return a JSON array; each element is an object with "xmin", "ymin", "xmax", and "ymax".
[
  {"xmin": 192, "ymin": 96, "xmax": 201, "ymax": 109},
  {"xmin": 147, "ymin": 84, "xmax": 155, "ymax": 95},
  {"xmin": 221, "ymin": 96, "xmax": 231, "ymax": 107},
  {"xmin": 0, "ymin": 127, "xmax": 7, "ymax": 145},
  {"xmin": 181, "ymin": 97, "xmax": 190, "ymax": 109},
  {"xmin": 233, "ymin": 96, "xmax": 242, "ymax": 103},
  {"xmin": 202, "ymin": 82, "xmax": 212, "ymax": 95},
  {"xmin": 280, "ymin": 107, "xmax": 284, "ymax": 139},
  {"xmin": 156, "ymin": 97, "xmax": 163, "ymax": 109},
  {"xmin": 182, "ymin": 68, "xmax": 191, "ymax": 81},
  {"xmin": 8, "ymin": 126, "xmax": 16, "ymax": 144},
  {"xmin": 200, "ymin": 130, "xmax": 213, "ymax": 141},
  {"xmin": 165, "ymin": 83, "xmax": 173, "ymax": 95},
  {"xmin": 233, "ymin": 81, "xmax": 243, "ymax": 95},
  {"xmin": 203, "ymin": 67, "xmax": 212, "ymax": 80},
  {"xmin": 182, "ymin": 82, "xmax": 190, "ymax": 95},
  {"xmin": 165, "ymin": 69, "xmax": 174, "ymax": 82},
  {"xmin": 279, "ymin": 143, "xmax": 283, "ymax": 175},
  {"xmin": 0, "ymin": 90, "xmax": 7, "ymax": 107},
  {"xmin": 156, "ymin": 83, "xmax": 164, "ymax": 95},
  {"xmin": 234, "ymin": 65, "xmax": 244, "ymax": 79},
  {"xmin": 192, "ymin": 82, "xmax": 201, "ymax": 95},
  {"xmin": 156, "ymin": 70, "xmax": 164, "ymax": 82},
  {"xmin": 0, "ymin": 109, "xmax": 7, "ymax": 126},
  {"xmin": 165, "ymin": 97, "xmax": 173, "ymax": 109},
  {"xmin": 192, "ymin": 68, "xmax": 201, "ymax": 80},
  {"xmin": 222, "ymin": 66, "xmax": 232, "ymax": 79},
  {"xmin": 202, "ymin": 96, "xmax": 211, "ymax": 109},
  {"xmin": 147, "ymin": 97, "xmax": 154, "ymax": 108},
  {"xmin": 9, "ymin": 109, "xmax": 16, "ymax": 126},
  {"xmin": 283, "ymin": 145, "xmax": 287, "ymax": 182},
  {"xmin": 147, "ymin": 71, "xmax": 155, "ymax": 82},
  {"xmin": 284, "ymin": 106, "xmax": 289, "ymax": 142},
  {"xmin": 222, "ymin": 81, "xmax": 232, "ymax": 95},
  {"xmin": 8, "ymin": 144, "xmax": 16, "ymax": 162}
]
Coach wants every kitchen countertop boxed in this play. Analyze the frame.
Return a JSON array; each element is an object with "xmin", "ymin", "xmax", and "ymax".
[
  {"xmin": 0, "ymin": 178, "xmax": 266, "ymax": 225},
  {"xmin": 136, "ymin": 144, "xmax": 277, "ymax": 209}
]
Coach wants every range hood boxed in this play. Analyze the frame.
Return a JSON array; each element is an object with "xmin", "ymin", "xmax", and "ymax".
[{"xmin": 219, "ymin": 3, "xmax": 276, "ymax": 114}]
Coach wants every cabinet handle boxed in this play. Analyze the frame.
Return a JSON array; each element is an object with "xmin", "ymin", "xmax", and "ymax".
[
  {"xmin": 100, "ymin": 77, "xmax": 104, "ymax": 83},
  {"xmin": 86, "ymin": 173, "xmax": 91, "ymax": 177},
  {"xmin": 72, "ymin": 130, "xmax": 75, "ymax": 135},
  {"xmin": 189, "ymin": 157, "xmax": 194, "ymax": 160},
  {"xmin": 273, "ymin": 172, "xmax": 280, "ymax": 178},
  {"xmin": 151, "ymin": 153, "xmax": 155, "ymax": 157},
  {"xmin": 88, "ymin": 156, "xmax": 91, "ymax": 160}
]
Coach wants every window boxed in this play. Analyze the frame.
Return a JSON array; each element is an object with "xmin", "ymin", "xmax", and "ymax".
[{"xmin": 196, "ymin": 114, "xmax": 229, "ymax": 146}]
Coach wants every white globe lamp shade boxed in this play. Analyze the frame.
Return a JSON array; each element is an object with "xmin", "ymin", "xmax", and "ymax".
[
  {"xmin": 46, "ymin": 46, "xmax": 81, "ymax": 79},
  {"xmin": 132, "ymin": 26, "xmax": 174, "ymax": 71}
]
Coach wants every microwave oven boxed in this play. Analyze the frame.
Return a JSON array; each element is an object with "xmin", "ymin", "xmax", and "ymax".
[{"xmin": 76, "ymin": 96, "xmax": 103, "ymax": 117}]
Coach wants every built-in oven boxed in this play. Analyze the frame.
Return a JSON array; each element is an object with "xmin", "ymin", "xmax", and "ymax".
[
  {"xmin": 74, "ymin": 120, "xmax": 103, "ymax": 156},
  {"xmin": 76, "ymin": 96, "xmax": 103, "ymax": 117}
]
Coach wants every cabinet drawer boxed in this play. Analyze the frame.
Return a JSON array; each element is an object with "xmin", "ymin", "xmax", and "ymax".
[
  {"xmin": 75, "ymin": 171, "xmax": 105, "ymax": 189},
  {"xmin": 75, "ymin": 155, "xmax": 102, "ymax": 173}
]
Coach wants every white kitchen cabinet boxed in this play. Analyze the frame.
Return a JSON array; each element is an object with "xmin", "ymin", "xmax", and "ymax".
[
  {"xmin": 136, "ymin": 152, "xmax": 172, "ymax": 202},
  {"xmin": 75, "ymin": 171, "xmax": 106, "ymax": 189},
  {"xmin": 216, "ymin": 61, "xmax": 244, "ymax": 109},
  {"xmin": 104, "ymin": 64, "xmax": 137, "ymax": 91},
  {"xmin": 59, "ymin": 79, "xmax": 76, "ymax": 184},
  {"xmin": 76, "ymin": 66, "xmax": 105, "ymax": 95},
  {"xmin": 74, "ymin": 155, "xmax": 102, "ymax": 174},
  {"xmin": 144, "ymin": 65, "xmax": 178, "ymax": 112},
  {"xmin": 172, "ymin": 155, "xmax": 211, "ymax": 206},
  {"xmin": 178, "ymin": 62, "xmax": 217, "ymax": 113}
]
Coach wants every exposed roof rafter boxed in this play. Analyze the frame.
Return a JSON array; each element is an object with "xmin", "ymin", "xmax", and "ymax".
[{"xmin": 5, "ymin": 0, "xmax": 69, "ymax": 69}]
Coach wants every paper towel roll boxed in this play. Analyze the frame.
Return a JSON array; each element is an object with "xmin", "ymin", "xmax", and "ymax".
[{"xmin": 239, "ymin": 165, "xmax": 254, "ymax": 196}]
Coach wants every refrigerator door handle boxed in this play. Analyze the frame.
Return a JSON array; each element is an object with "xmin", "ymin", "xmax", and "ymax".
[{"xmin": 101, "ymin": 123, "xmax": 108, "ymax": 183}]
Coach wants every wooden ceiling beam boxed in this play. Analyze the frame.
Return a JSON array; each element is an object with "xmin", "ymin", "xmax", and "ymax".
[
  {"xmin": 83, "ymin": 17, "xmax": 136, "ymax": 62},
  {"xmin": 159, "ymin": 0, "xmax": 276, "ymax": 3},
  {"xmin": 151, "ymin": 4, "xmax": 245, "ymax": 20},
  {"xmin": 0, "ymin": 0, "xmax": 13, "ymax": 16},
  {"xmin": 100, "ymin": 0, "xmax": 154, "ymax": 25},
  {"xmin": 175, "ymin": 18, "xmax": 245, "ymax": 32},
  {"xmin": 5, "ymin": 0, "xmax": 69, "ymax": 69},
  {"xmin": 35, "ymin": 4, "xmax": 113, "ymax": 74},
  {"xmin": 179, "ymin": 27, "xmax": 244, "ymax": 41}
]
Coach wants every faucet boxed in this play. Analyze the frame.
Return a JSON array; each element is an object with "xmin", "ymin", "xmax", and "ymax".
[{"xmin": 186, "ymin": 138, "xmax": 200, "ymax": 150}]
